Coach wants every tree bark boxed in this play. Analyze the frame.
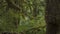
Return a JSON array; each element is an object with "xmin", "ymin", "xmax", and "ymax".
[{"xmin": 45, "ymin": 0, "xmax": 60, "ymax": 34}]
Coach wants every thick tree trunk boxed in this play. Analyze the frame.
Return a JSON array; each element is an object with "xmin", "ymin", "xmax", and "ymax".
[{"xmin": 45, "ymin": 0, "xmax": 60, "ymax": 34}]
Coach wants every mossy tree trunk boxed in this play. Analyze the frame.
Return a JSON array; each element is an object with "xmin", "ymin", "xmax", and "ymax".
[{"xmin": 45, "ymin": 0, "xmax": 60, "ymax": 34}]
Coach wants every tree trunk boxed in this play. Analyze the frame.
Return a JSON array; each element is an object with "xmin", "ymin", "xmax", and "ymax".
[{"xmin": 45, "ymin": 0, "xmax": 60, "ymax": 34}]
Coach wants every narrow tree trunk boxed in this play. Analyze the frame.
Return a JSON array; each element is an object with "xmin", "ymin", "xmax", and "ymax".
[
  {"xmin": 45, "ymin": 0, "xmax": 60, "ymax": 34},
  {"xmin": 33, "ymin": 0, "xmax": 39, "ymax": 19}
]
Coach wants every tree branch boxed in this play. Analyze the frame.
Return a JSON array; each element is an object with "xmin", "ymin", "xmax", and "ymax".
[{"xmin": 5, "ymin": 0, "xmax": 20, "ymax": 10}]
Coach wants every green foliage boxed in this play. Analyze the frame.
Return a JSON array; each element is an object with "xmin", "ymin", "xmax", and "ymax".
[{"xmin": 0, "ymin": 0, "xmax": 46, "ymax": 34}]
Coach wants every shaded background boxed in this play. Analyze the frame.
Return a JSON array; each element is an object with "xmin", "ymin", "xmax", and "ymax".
[{"xmin": 0, "ymin": 0, "xmax": 46, "ymax": 34}]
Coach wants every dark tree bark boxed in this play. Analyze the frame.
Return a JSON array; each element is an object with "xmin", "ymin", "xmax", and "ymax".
[{"xmin": 45, "ymin": 0, "xmax": 60, "ymax": 34}]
